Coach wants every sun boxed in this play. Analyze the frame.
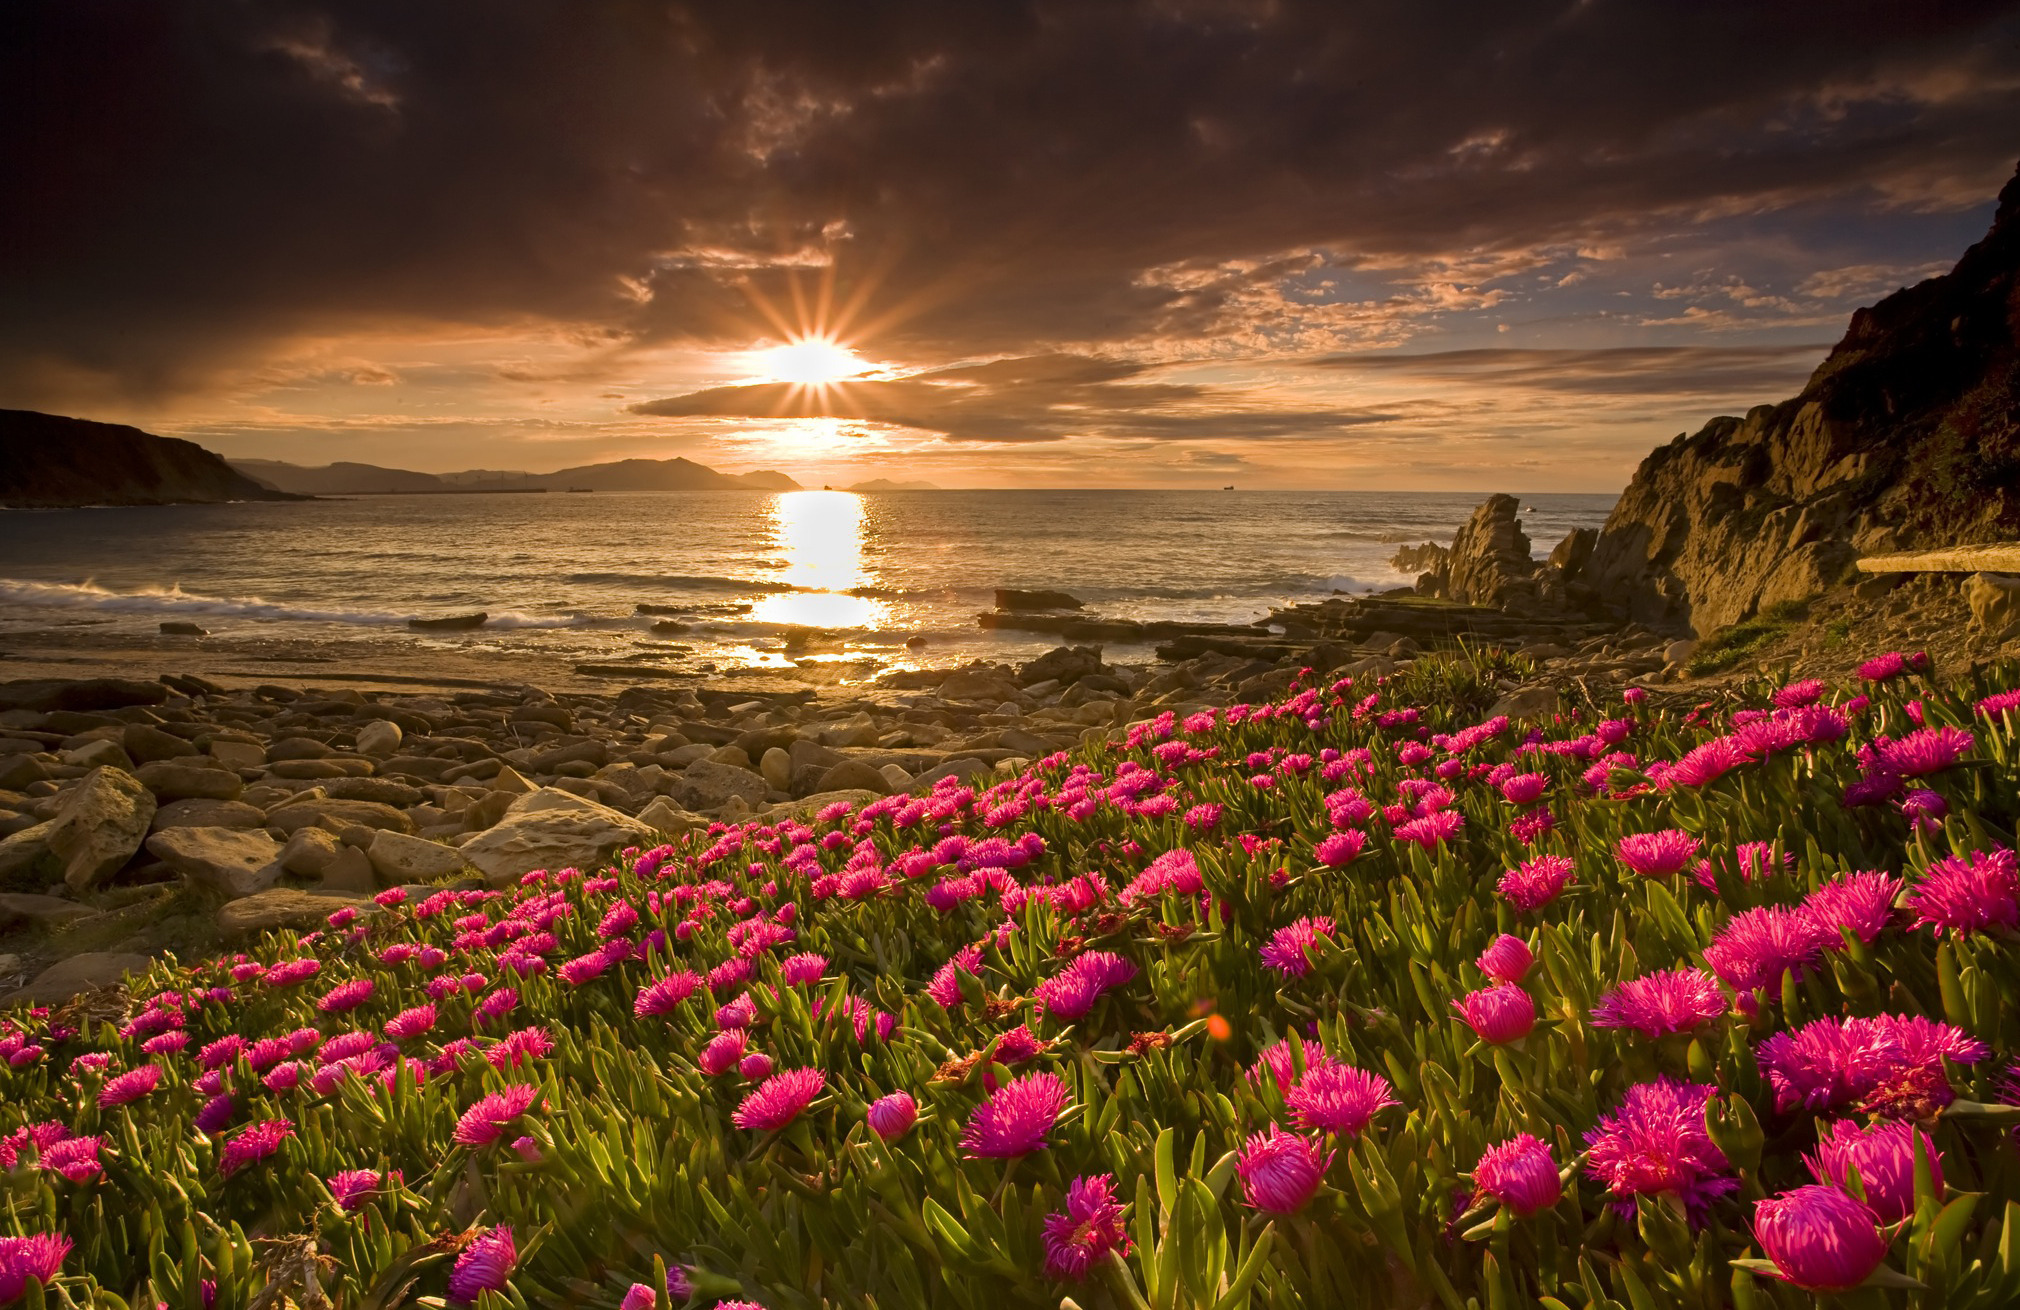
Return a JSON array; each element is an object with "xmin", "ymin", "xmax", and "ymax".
[{"xmin": 757, "ymin": 336, "xmax": 867, "ymax": 387}]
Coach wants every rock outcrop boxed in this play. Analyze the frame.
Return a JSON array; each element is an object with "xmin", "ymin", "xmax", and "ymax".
[
  {"xmin": 1586, "ymin": 160, "xmax": 2020, "ymax": 635},
  {"xmin": 0, "ymin": 410, "xmax": 302, "ymax": 509}
]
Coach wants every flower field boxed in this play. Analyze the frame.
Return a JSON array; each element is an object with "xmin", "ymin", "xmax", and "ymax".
[{"xmin": 4, "ymin": 648, "xmax": 2020, "ymax": 1309}]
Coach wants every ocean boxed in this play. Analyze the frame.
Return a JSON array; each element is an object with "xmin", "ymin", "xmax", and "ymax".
[{"xmin": 0, "ymin": 490, "xmax": 1616, "ymax": 682}]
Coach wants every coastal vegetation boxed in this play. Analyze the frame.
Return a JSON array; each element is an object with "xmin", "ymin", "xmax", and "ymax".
[{"xmin": 2, "ymin": 647, "xmax": 2017, "ymax": 1308}]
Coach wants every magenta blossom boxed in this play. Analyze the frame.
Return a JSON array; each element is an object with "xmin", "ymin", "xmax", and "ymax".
[
  {"xmin": 1805, "ymin": 1118, "xmax": 1940, "ymax": 1224},
  {"xmin": 1041, "ymin": 1173, "xmax": 1132, "ymax": 1279},
  {"xmin": 1313, "ymin": 831, "xmax": 1366, "ymax": 867},
  {"xmin": 0, "ymin": 1234, "xmax": 72, "ymax": 1303},
  {"xmin": 1453, "ymin": 983, "xmax": 1535, "ymax": 1045},
  {"xmin": 1703, "ymin": 904, "xmax": 1831, "ymax": 993},
  {"xmin": 959, "ymin": 1071, "xmax": 1071, "ymax": 1158},
  {"xmin": 1874, "ymin": 726, "xmax": 1973, "ymax": 777},
  {"xmin": 328, "ymin": 1168, "xmax": 383, "ymax": 1212},
  {"xmin": 1498, "ymin": 772, "xmax": 1549, "ymax": 805},
  {"xmin": 454, "ymin": 1085, "xmax": 540, "ymax": 1148},
  {"xmin": 1472, "ymin": 1134, "xmax": 1561, "ymax": 1216},
  {"xmin": 1590, "ymin": 968, "xmax": 1727, "ymax": 1039},
  {"xmin": 97, "ymin": 1064, "xmax": 162, "ymax": 1109},
  {"xmin": 1476, "ymin": 934, "xmax": 1533, "ymax": 983},
  {"xmin": 1284, "ymin": 1062, "xmax": 1397, "ymax": 1138},
  {"xmin": 1033, "ymin": 951, "xmax": 1137, "ymax": 1019},
  {"xmin": 1394, "ymin": 810, "xmax": 1464, "ymax": 850},
  {"xmin": 447, "ymin": 1225, "xmax": 517, "ymax": 1302},
  {"xmin": 1906, "ymin": 847, "xmax": 2018, "ymax": 937},
  {"xmin": 1497, "ymin": 855, "xmax": 1575, "ymax": 913},
  {"xmin": 219, "ymin": 1119, "xmax": 294, "ymax": 1177},
  {"xmin": 1583, "ymin": 1078, "xmax": 1735, "ymax": 1219},
  {"xmin": 732, "ymin": 1067, "xmax": 827, "ymax": 1133},
  {"xmin": 1259, "ymin": 916, "xmax": 1336, "ymax": 978},
  {"xmin": 866, "ymin": 1091, "xmax": 918, "ymax": 1142},
  {"xmin": 1616, "ymin": 829, "xmax": 1701, "ymax": 878},
  {"xmin": 1803, "ymin": 871, "xmax": 1903, "ymax": 946},
  {"xmin": 1756, "ymin": 1013, "xmax": 1987, "ymax": 1117},
  {"xmin": 1235, "ymin": 1126, "xmax": 1334, "ymax": 1213},
  {"xmin": 1752, "ymin": 1186, "xmax": 1887, "ymax": 1292}
]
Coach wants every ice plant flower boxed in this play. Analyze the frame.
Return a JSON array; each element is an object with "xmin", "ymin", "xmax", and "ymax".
[
  {"xmin": 1259, "ymin": 916, "xmax": 1335, "ymax": 978},
  {"xmin": 1804, "ymin": 870, "xmax": 1902, "ymax": 945},
  {"xmin": 97, "ymin": 1064, "xmax": 162, "ymax": 1108},
  {"xmin": 454, "ymin": 1085, "xmax": 540, "ymax": 1148},
  {"xmin": 447, "ymin": 1225, "xmax": 516, "ymax": 1302},
  {"xmin": 0, "ymin": 1234, "xmax": 71, "ymax": 1303},
  {"xmin": 1453, "ymin": 983, "xmax": 1535, "ymax": 1044},
  {"xmin": 1472, "ymin": 1134, "xmax": 1561, "ymax": 1216},
  {"xmin": 1583, "ymin": 1078, "xmax": 1735, "ymax": 1218},
  {"xmin": 1806, "ymin": 1119, "xmax": 1939, "ymax": 1224},
  {"xmin": 1875, "ymin": 726, "xmax": 1973, "ymax": 777},
  {"xmin": 1235, "ymin": 1126, "xmax": 1333, "ymax": 1214},
  {"xmin": 1313, "ymin": 831, "xmax": 1365, "ymax": 867},
  {"xmin": 1906, "ymin": 847, "xmax": 2018, "ymax": 937},
  {"xmin": 1476, "ymin": 934, "xmax": 1532, "ymax": 983},
  {"xmin": 1590, "ymin": 968, "xmax": 1726, "ymax": 1039},
  {"xmin": 866, "ymin": 1091, "xmax": 918, "ymax": 1142},
  {"xmin": 1498, "ymin": 855, "xmax": 1574, "ymax": 912},
  {"xmin": 1616, "ymin": 829, "xmax": 1701, "ymax": 877},
  {"xmin": 1752, "ymin": 1186, "xmax": 1887, "ymax": 1292},
  {"xmin": 328, "ymin": 1169, "xmax": 382, "ymax": 1212},
  {"xmin": 219, "ymin": 1119, "xmax": 294, "ymax": 1177},
  {"xmin": 1033, "ymin": 951, "xmax": 1137, "ymax": 1019},
  {"xmin": 1703, "ymin": 905, "xmax": 1830, "ymax": 993},
  {"xmin": 1284, "ymin": 1062, "xmax": 1397, "ymax": 1138},
  {"xmin": 959, "ymin": 1071, "xmax": 1071, "ymax": 1158},
  {"xmin": 732, "ymin": 1068, "xmax": 826, "ymax": 1132},
  {"xmin": 1756, "ymin": 1014, "xmax": 1987, "ymax": 1117},
  {"xmin": 1041, "ymin": 1173, "xmax": 1132, "ymax": 1280}
]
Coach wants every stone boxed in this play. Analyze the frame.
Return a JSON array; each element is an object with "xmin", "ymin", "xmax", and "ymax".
[
  {"xmin": 913, "ymin": 757, "xmax": 991, "ymax": 789},
  {"xmin": 814, "ymin": 713, "xmax": 879, "ymax": 748},
  {"xmin": 706, "ymin": 745, "xmax": 753, "ymax": 769},
  {"xmin": 318, "ymin": 846, "xmax": 379, "ymax": 894},
  {"xmin": 0, "ymin": 678, "xmax": 167, "ymax": 714},
  {"xmin": 0, "ymin": 755, "xmax": 47, "ymax": 792},
  {"xmin": 1017, "ymin": 644, "xmax": 1106, "ymax": 687},
  {"xmin": 675, "ymin": 759, "xmax": 769, "ymax": 812},
  {"xmin": 636, "ymin": 796, "xmax": 710, "ymax": 836},
  {"xmin": 938, "ymin": 666, "xmax": 1023, "ymax": 704},
  {"xmin": 122, "ymin": 723, "xmax": 199, "ymax": 763},
  {"xmin": 366, "ymin": 830, "xmax": 464, "ymax": 882},
  {"xmin": 354, "ymin": 719, "xmax": 403, "ymax": 757},
  {"xmin": 45, "ymin": 766, "xmax": 156, "ymax": 892},
  {"xmin": 1966, "ymin": 573, "xmax": 2020, "ymax": 632},
  {"xmin": 1443, "ymin": 494, "xmax": 1537, "ymax": 609},
  {"xmin": 278, "ymin": 825, "xmax": 343, "ymax": 877},
  {"xmin": 159, "ymin": 620, "xmax": 208, "ymax": 636},
  {"xmin": 755, "ymin": 789, "xmax": 880, "ymax": 822},
  {"xmin": 0, "ymin": 893, "xmax": 95, "ymax": 931},
  {"xmin": 994, "ymin": 588, "xmax": 1083, "ymax": 611},
  {"xmin": 878, "ymin": 763, "xmax": 914, "ymax": 792},
  {"xmin": 61, "ymin": 738, "xmax": 134, "ymax": 771},
  {"xmin": 1488, "ymin": 684, "xmax": 1560, "ymax": 721},
  {"xmin": 489, "ymin": 764, "xmax": 536, "ymax": 795},
  {"xmin": 1852, "ymin": 572, "xmax": 1905, "ymax": 601},
  {"xmin": 270, "ymin": 758, "xmax": 375, "ymax": 780},
  {"xmin": 1861, "ymin": 545, "xmax": 2020, "ymax": 574},
  {"xmin": 1663, "ymin": 639, "xmax": 1698, "ymax": 667},
  {"xmin": 149, "ymin": 797, "xmax": 264, "ymax": 833},
  {"xmin": 265, "ymin": 798, "xmax": 415, "ymax": 837},
  {"xmin": 135, "ymin": 759, "xmax": 244, "ymax": 802},
  {"xmin": 266, "ymin": 737, "xmax": 331, "ymax": 762},
  {"xmin": 0, "ymin": 820, "xmax": 52, "ymax": 882},
  {"xmin": 317, "ymin": 776, "xmax": 424, "ymax": 807},
  {"xmin": 1548, "ymin": 527, "xmax": 1598, "ymax": 581},
  {"xmin": 216, "ymin": 889, "xmax": 370, "ymax": 937},
  {"xmin": 816, "ymin": 759, "xmax": 891, "ymax": 795},
  {"xmin": 6, "ymin": 952, "xmax": 153, "ymax": 1005},
  {"xmin": 145, "ymin": 826, "xmax": 283, "ymax": 898},
  {"xmin": 458, "ymin": 788, "xmax": 655, "ymax": 885},
  {"xmin": 759, "ymin": 747, "xmax": 792, "ymax": 791}
]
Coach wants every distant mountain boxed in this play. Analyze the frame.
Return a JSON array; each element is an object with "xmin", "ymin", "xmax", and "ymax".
[
  {"xmin": 0, "ymin": 410, "xmax": 301, "ymax": 508},
  {"xmin": 231, "ymin": 456, "xmax": 800, "ymax": 495},
  {"xmin": 848, "ymin": 478, "xmax": 940, "ymax": 491}
]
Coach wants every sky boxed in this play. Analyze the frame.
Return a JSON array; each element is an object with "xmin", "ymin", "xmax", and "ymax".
[{"xmin": 3, "ymin": 1, "xmax": 2018, "ymax": 490}]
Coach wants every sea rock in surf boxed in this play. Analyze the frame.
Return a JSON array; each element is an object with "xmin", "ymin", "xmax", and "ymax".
[
  {"xmin": 408, "ymin": 612, "xmax": 487, "ymax": 631},
  {"xmin": 995, "ymin": 588, "xmax": 1084, "ymax": 611},
  {"xmin": 159, "ymin": 621, "xmax": 208, "ymax": 636}
]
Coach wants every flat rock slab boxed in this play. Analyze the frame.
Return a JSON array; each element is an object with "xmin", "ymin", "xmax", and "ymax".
[
  {"xmin": 217, "ymin": 888, "xmax": 370, "ymax": 937},
  {"xmin": 0, "ymin": 893, "xmax": 97, "ymax": 931},
  {"xmin": 3, "ymin": 951, "xmax": 153, "ymax": 1006},
  {"xmin": 145, "ymin": 826, "xmax": 282, "ymax": 898},
  {"xmin": 1857, "ymin": 544, "xmax": 2020, "ymax": 573},
  {"xmin": 459, "ymin": 787, "xmax": 654, "ymax": 885}
]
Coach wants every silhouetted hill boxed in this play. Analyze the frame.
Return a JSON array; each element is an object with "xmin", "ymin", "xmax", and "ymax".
[
  {"xmin": 0, "ymin": 410, "xmax": 301, "ymax": 508},
  {"xmin": 234, "ymin": 456, "xmax": 799, "ymax": 495}
]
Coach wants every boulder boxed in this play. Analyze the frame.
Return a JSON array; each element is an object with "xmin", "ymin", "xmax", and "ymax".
[
  {"xmin": 1488, "ymin": 684, "xmax": 1560, "ymax": 721},
  {"xmin": 0, "ymin": 755, "xmax": 47, "ymax": 792},
  {"xmin": 458, "ymin": 788, "xmax": 655, "ymax": 885},
  {"xmin": 366, "ymin": 830, "xmax": 465, "ymax": 883},
  {"xmin": 206, "ymin": 739, "xmax": 265, "ymax": 771},
  {"xmin": 270, "ymin": 758, "xmax": 375, "ymax": 780},
  {"xmin": 46, "ymin": 766, "xmax": 156, "ymax": 892},
  {"xmin": 145, "ymin": 826, "xmax": 282, "ymax": 899},
  {"xmin": 878, "ymin": 763, "xmax": 915, "ymax": 792},
  {"xmin": 121, "ymin": 724, "xmax": 199, "ymax": 764},
  {"xmin": 61, "ymin": 739, "xmax": 134, "ymax": 771},
  {"xmin": 1548, "ymin": 527, "xmax": 1598, "ymax": 581},
  {"xmin": 354, "ymin": 719, "xmax": 403, "ymax": 757},
  {"xmin": 1016, "ymin": 644, "xmax": 1106, "ymax": 687},
  {"xmin": 150, "ymin": 798, "xmax": 264, "ymax": 832},
  {"xmin": 5, "ymin": 952, "xmax": 153, "ymax": 1005},
  {"xmin": 636, "ymin": 796, "xmax": 710, "ymax": 837},
  {"xmin": 0, "ymin": 820, "xmax": 52, "ymax": 882},
  {"xmin": 816, "ymin": 759, "xmax": 892, "ymax": 795},
  {"xmin": 0, "ymin": 893, "xmax": 96, "ymax": 932},
  {"xmin": 0, "ymin": 678, "xmax": 168, "ymax": 714},
  {"xmin": 266, "ymin": 737, "xmax": 331, "ymax": 762},
  {"xmin": 265, "ymin": 798, "xmax": 415, "ymax": 837},
  {"xmin": 135, "ymin": 759, "xmax": 244, "ymax": 802},
  {"xmin": 318, "ymin": 846, "xmax": 379, "ymax": 894},
  {"xmin": 994, "ymin": 588, "xmax": 1083, "ymax": 611},
  {"xmin": 278, "ymin": 825, "xmax": 343, "ymax": 877},
  {"xmin": 1967, "ymin": 573, "xmax": 2020, "ymax": 634},
  {"xmin": 675, "ymin": 759, "xmax": 769, "ymax": 812},
  {"xmin": 217, "ymin": 889, "xmax": 370, "ymax": 937},
  {"xmin": 316, "ymin": 776, "xmax": 424, "ymax": 807},
  {"xmin": 759, "ymin": 747, "xmax": 792, "ymax": 791},
  {"xmin": 1444, "ymin": 495, "xmax": 1537, "ymax": 609},
  {"xmin": 489, "ymin": 764, "xmax": 536, "ymax": 795},
  {"xmin": 938, "ymin": 666, "xmax": 1023, "ymax": 704}
]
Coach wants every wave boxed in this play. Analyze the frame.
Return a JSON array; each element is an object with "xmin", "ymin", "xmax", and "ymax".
[
  {"xmin": 563, "ymin": 571, "xmax": 798, "ymax": 595},
  {"xmin": 0, "ymin": 578, "xmax": 586, "ymax": 630}
]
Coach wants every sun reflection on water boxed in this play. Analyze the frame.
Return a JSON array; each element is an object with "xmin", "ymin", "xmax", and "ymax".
[{"xmin": 747, "ymin": 490, "xmax": 886, "ymax": 630}]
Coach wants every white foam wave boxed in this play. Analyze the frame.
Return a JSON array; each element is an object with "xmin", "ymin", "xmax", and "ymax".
[{"xmin": 0, "ymin": 578, "xmax": 583, "ymax": 630}]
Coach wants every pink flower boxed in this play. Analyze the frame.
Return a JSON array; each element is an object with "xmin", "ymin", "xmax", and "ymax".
[
  {"xmin": 0, "ymin": 1123, "xmax": 68, "ymax": 1170},
  {"xmin": 1394, "ymin": 810, "xmax": 1463, "ymax": 850},
  {"xmin": 1805, "ymin": 1118, "xmax": 1940, "ymax": 1224},
  {"xmin": 1757, "ymin": 1014, "xmax": 1986, "ymax": 1117},
  {"xmin": 1453, "ymin": 983, "xmax": 1535, "ymax": 1044},
  {"xmin": 218, "ymin": 1119, "xmax": 294, "ymax": 1177},
  {"xmin": 1583, "ymin": 1078, "xmax": 1735, "ymax": 1217},
  {"xmin": 1859, "ymin": 650, "xmax": 1923, "ymax": 681},
  {"xmin": 1259, "ymin": 916, "xmax": 1335, "ymax": 978},
  {"xmin": 1475, "ymin": 934, "xmax": 1532, "ymax": 983},
  {"xmin": 700, "ymin": 1030, "xmax": 749, "ymax": 1077},
  {"xmin": 1497, "ymin": 855, "xmax": 1574, "ymax": 912},
  {"xmin": 959, "ymin": 1071, "xmax": 1071, "ymax": 1158},
  {"xmin": 1498, "ymin": 772, "xmax": 1549, "ymax": 805},
  {"xmin": 738, "ymin": 1051, "xmax": 774, "ymax": 1080},
  {"xmin": 195, "ymin": 1093, "xmax": 235, "ymax": 1134},
  {"xmin": 732, "ymin": 1067, "xmax": 827, "ymax": 1132},
  {"xmin": 0, "ymin": 1234, "xmax": 72, "ymax": 1303},
  {"xmin": 1906, "ymin": 847, "xmax": 2018, "ymax": 937},
  {"xmin": 486, "ymin": 1027, "xmax": 553, "ymax": 1070},
  {"xmin": 1235, "ymin": 1126, "xmax": 1333, "ymax": 1213},
  {"xmin": 39, "ymin": 1136, "xmax": 102, "ymax": 1184},
  {"xmin": 1033, "ymin": 951, "xmax": 1137, "ymax": 1020},
  {"xmin": 619, "ymin": 1284, "xmax": 658, "ymax": 1310},
  {"xmin": 1041, "ymin": 1173, "xmax": 1132, "ymax": 1279},
  {"xmin": 447, "ymin": 1225, "xmax": 517, "ymax": 1302},
  {"xmin": 384, "ymin": 1005, "xmax": 437, "ymax": 1040},
  {"xmin": 634, "ymin": 970, "xmax": 702, "ymax": 1017},
  {"xmin": 1802, "ymin": 871, "xmax": 1902, "ymax": 945},
  {"xmin": 1875, "ymin": 726, "xmax": 1973, "ymax": 776},
  {"xmin": 1284, "ymin": 1063, "xmax": 1396, "ymax": 1138},
  {"xmin": 1312, "ymin": 831, "xmax": 1365, "ymax": 867},
  {"xmin": 1660, "ymin": 738, "xmax": 1751, "ymax": 789},
  {"xmin": 454, "ymin": 1085, "xmax": 540, "ymax": 1147},
  {"xmin": 778, "ymin": 952, "xmax": 827, "ymax": 985},
  {"xmin": 1616, "ymin": 829, "xmax": 1701, "ymax": 877},
  {"xmin": 1590, "ymin": 968, "xmax": 1726, "ymax": 1039},
  {"xmin": 328, "ymin": 1168, "xmax": 382, "ymax": 1212},
  {"xmin": 1703, "ymin": 905, "xmax": 1831, "ymax": 992},
  {"xmin": 1472, "ymin": 1134, "xmax": 1561, "ymax": 1216},
  {"xmin": 97, "ymin": 1064, "xmax": 162, "ymax": 1109},
  {"xmin": 1752, "ymin": 1186, "xmax": 1887, "ymax": 1292},
  {"xmin": 1773, "ymin": 678, "xmax": 1825, "ymax": 709},
  {"xmin": 866, "ymin": 1091, "xmax": 918, "ymax": 1142},
  {"xmin": 926, "ymin": 945, "xmax": 985, "ymax": 1009}
]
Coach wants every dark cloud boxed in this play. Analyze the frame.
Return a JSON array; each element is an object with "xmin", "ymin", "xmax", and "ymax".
[
  {"xmin": 1315, "ymin": 344, "xmax": 1835, "ymax": 396},
  {"xmin": 631, "ymin": 352, "xmax": 1398, "ymax": 442},
  {"xmin": 2, "ymin": 1, "xmax": 2018, "ymax": 405}
]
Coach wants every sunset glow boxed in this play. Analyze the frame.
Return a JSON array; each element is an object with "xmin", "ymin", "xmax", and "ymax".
[{"xmin": 755, "ymin": 336, "xmax": 867, "ymax": 389}]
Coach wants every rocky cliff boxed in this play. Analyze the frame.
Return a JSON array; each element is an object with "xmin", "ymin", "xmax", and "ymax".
[
  {"xmin": 0, "ymin": 410, "xmax": 300, "ymax": 508},
  {"xmin": 1585, "ymin": 160, "xmax": 2020, "ymax": 636}
]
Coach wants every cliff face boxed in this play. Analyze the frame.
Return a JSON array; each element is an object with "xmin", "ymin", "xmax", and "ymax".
[
  {"xmin": 0, "ymin": 410, "xmax": 299, "ymax": 508},
  {"xmin": 1586, "ymin": 161, "xmax": 2020, "ymax": 636}
]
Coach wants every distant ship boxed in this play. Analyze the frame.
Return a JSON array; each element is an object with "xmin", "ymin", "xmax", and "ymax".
[
  {"xmin": 565, "ymin": 486, "xmax": 594, "ymax": 493},
  {"xmin": 1223, "ymin": 484, "xmax": 1234, "ymax": 490}
]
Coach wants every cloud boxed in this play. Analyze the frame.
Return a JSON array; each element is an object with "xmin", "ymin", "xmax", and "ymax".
[
  {"xmin": 1314, "ymin": 345, "xmax": 1833, "ymax": 397},
  {"xmin": 631, "ymin": 352, "xmax": 1399, "ymax": 442}
]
